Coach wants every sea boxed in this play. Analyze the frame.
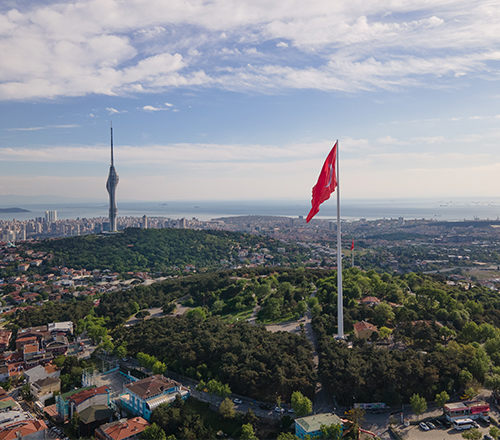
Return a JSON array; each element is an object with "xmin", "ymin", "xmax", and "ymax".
[{"xmin": 0, "ymin": 198, "xmax": 499, "ymax": 222}]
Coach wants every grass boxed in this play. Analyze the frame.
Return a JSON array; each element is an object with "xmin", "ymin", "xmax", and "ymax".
[{"xmin": 221, "ymin": 308, "xmax": 254, "ymax": 323}]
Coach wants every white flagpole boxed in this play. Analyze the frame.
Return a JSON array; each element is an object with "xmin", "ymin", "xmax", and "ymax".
[{"xmin": 336, "ymin": 140, "xmax": 344, "ymax": 339}]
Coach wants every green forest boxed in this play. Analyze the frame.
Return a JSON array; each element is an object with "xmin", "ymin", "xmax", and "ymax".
[{"xmin": 32, "ymin": 228, "xmax": 311, "ymax": 273}]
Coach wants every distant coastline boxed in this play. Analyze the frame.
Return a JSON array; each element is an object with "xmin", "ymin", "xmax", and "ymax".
[{"xmin": 0, "ymin": 207, "xmax": 30, "ymax": 213}]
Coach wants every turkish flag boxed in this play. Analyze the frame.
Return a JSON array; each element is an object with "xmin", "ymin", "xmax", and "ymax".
[
  {"xmin": 351, "ymin": 239, "xmax": 354, "ymax": 250},
  {"xmin": 306, "ymin": 142, "xmax": 337, "ymax": 222}
]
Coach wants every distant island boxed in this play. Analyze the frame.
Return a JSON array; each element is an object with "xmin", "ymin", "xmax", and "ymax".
[{"xmin": 0, "ymin": 207, "xmax": 30, "ymax": 213}]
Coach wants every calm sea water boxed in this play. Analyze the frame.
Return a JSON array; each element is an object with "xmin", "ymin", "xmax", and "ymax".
[{"xmin": 0, "ymin": 198, "xmax": 499, "ymax": 222}]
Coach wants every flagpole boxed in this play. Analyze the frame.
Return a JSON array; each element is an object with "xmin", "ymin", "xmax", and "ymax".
[
  {"xmin": 352, "ymin": 241, "xmax": 354, "ymax": 268},
  {"xmin": 336, "ymin": 140, "xmax": 344, "ymax": 339}
]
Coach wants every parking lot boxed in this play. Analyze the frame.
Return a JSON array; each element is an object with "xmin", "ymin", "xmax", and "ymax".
[{"xmin": 399, "ymin": 420, "xmax": 494, "ymax": 440}]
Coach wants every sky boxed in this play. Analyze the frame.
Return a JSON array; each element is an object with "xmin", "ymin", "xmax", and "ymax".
[{"xmin": 0, "ymin": 0, "xmax": 500, "ymax": 203}]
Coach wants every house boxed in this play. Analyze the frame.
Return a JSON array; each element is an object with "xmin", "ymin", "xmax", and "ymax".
[
  {"xmin": 358, "ymin": 296, "xmax": 381, "ymax": 307},
  {"xmin": 0, "ymin": 332, "xmax": 11, "ymax": 352},
  {"xmin": 295, "ymin": 413, "xmax": 343, "ymax": 439},
  {"xmin": 0, "ymin": 419, "xmax": 47, "ymax": 440},
  {"xmin": 31, "ymin": 376, "xmax": 60, "ymax": 405},
  {"xmin": 353, "ymin": 321, "xmax": 378, "ymax": 339},
  {"xmin": 95, "ymin": 417, "xmax": 149, "ymax": 440},
  {"xmin": 119, "ymin": 375, "xmax": 189, "ymax": 421},
  {"xmin": 24, "ymin": 363, "xmax": 60, "ymax": 384},
  {"xmin": 56, "ymin": 385, "xmax": 110, "ymax": 421}
]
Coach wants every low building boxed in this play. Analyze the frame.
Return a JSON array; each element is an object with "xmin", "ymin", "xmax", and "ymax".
[
  {"xmin": 31, "ymin": 376, "xmax": 60, "ymax": 405},
  {"xmin": 24, "ymin": 363, "xmax": 59, "ymax": 384},
  {"xmin": 353, "ymin": 321, "xmax": 378, "ymax": 339},
  {"xmin": 0, "ymin": 419, "xmax": 47, "ymax": 439},
  {"xmin": 0, "ymin": 332, "xmax": 11, "ymax": 352},
  {"xmin": 56, "ymin": 385, "xmax": 110, "ymax": 421},
  {"xmin": 95, "ymin": 417, "xmax": 149, "ymax": 440},
  {"xmin": 358, "ymin": 297, "xmax": 381, "ymax": 307},
  {"xmin": 119, "ymin": 375, "xmax": 189, "ymax": 421},
  {"xmin": 444, "ymin": 401, "xmax": 490, "ymax": 421},
  {"xmin": 48, "ymin": 321, "xmax": 73, "ymax": 335},
  {"xmin": 295, "ymin": 413, "xmax": 343, "ymax": 439}
]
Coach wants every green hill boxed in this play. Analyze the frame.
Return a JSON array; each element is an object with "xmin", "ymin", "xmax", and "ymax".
[{"xmin": 33, "ymin": 227, "xmax": 309, "ymax": 273}]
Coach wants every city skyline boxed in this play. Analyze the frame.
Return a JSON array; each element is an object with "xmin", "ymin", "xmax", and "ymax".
[{"xmin": 0, "ymin": 1, "xmax": 500, "ymax": 201}]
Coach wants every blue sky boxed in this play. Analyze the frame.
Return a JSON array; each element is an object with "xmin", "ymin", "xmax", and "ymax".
[{"xmin": 0, "ymin": 0, "xmax": 499, "ymax": 202}]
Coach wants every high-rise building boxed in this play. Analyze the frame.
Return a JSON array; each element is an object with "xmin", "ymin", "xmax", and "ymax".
[
  {"xmin": 44, "ymin": 210, "xmax": 57, "ymax": 223},
  {"xmin": 142, "ymin": 215, "xmax": 148, "ymax": 229},
  {"xmin": 106, "ymin": 124, "xmax": 119, "ymax": 232}
]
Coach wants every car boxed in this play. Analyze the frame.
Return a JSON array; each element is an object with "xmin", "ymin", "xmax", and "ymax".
[
  {"xmin": 427, "ymin": 422, "xmax": 436, "ymax": 429},
  {"xmin": 483, "ymin": 435, "xmax": 493, "ymax": 440},
  {"xmin": 274, "ymin": 406, "xmax": 285, "ymax": 413},
  {"xmin": 233, "ymin": 398, "xmax": 243, "ymax": 404},
  {"xmin": 419, "ymin": 422, "xmax": 430, "ymax": 431},
  {"xmin": 287, "ymin": 408, "xmax": 295, "ymax": 414},
  {"xmin": 472, "ymin": 421, "xmax": 480, "ymax": 428},
  {"xmin": 259, "ymin": 403, "xmax": 272, "ymax": 410},
  {"xmin": 433, "ymin": 419, "xmax": 443, "ymax": 428}
]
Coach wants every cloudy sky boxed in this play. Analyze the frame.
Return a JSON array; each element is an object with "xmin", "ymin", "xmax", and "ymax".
[{"xmin": 0, "ymin": 0, "xmax": 499, "ymax": 202}]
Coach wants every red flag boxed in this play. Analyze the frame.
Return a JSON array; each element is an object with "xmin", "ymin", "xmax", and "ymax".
[
  {"xmin": 351, "ymin": 239, "xmax": 354, "ymax": 250},
  {"xmin": 306, "ymin": 142, "xmax": 337, "ymax": 222}
]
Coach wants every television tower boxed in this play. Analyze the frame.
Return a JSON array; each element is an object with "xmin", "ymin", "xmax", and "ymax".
[{"xmin": 106, "ymin": 123, "xmax": 119, "ymax": 232}]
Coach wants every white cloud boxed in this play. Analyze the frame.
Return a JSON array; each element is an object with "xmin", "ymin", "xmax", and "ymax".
[
  {"xmin": 0, "ymin": 1, "xmax": 500, "ymax": 99},
  {"xmin": 105, "ymin": 107, "xmax": 126, "ymax": 114},
  {"xmin": 5, "ymin": 124, "xmax": 79, "ymax": 132}
]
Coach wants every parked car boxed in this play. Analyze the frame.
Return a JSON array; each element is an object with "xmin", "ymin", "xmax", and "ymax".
[
  {"xmin": 274, "ymin": 406, "xmax": 285, "ymax": 413},
  {"xmin": 427, "ymin": 422, "xmax": 436, "ymax": 429},
  {"xmin": 233, "ymin": 398, "xmax": 243, "ymax": 404},
  {"xmin": 419, "ymin": 422, "xmax": 430, "ymax": 431},
  {"xmin": 259, "ymin": 403, "xmax": 272, "ymax": 410}
]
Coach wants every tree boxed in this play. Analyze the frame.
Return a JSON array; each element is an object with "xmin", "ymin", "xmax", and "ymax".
[
  {"xmin": 409, "ymin": 394, "xmax": 427, "ymax": 420},
  {"xmin": 276, "ymin": 434, "xmax": 298, "ymax": 440},
  {"xmin": 372, "ymin": 303, "xmax": 395, "ymax": 326},
  {"xmin": 291, "ymin": 391, "xmax": 312, "ymax": 417},
  {"xmin": 219, "ymin": 397, "xmax": 235, "ymax": 419},
  {"xmin": 435, "ymin": 391, "xmax": 450, "ymax": 408},
  {"xmin": 378, "ymin": 326, "xmax": 392, "ymax": 340},
  {"xmin": 489, "ymin": 426, "xmax": 500, "ymax": 440},
  {"xmin": 240, "ymin": 423, "xmax": 259, "ymax": 440},
  {"xmin": 320, "ymin": 423, "xmax": 342, "ymax": 440},
  {"xmin": 141, "ymin": 423, "xmax": 167, "ymax": 440},
  {"xmin": 462, "ymin": 428, "xmax": 481, "ymax": 440}
]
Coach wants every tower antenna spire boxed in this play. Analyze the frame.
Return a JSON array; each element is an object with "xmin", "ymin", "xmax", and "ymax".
[{"xmin": 110, "ymin": 121, "xmax": 114, "ymax": 166}]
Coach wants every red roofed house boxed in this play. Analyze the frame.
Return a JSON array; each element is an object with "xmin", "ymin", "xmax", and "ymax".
[
  {"xmin": 95, "ymin": 417, "xmax": 149, "ymax": 440},
  {"xmin": 353, "ymin": 321, "xmax": 379, "ymax": 339},
  {"xmin": 358, "ymin": 296, "xmax": 381, "ymax": 307},
  {"xmin": 0, "ymin": 419, "xmax": 47, "ymax": 440}
]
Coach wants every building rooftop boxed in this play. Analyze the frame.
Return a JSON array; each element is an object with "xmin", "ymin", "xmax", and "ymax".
[
  {"xmin": 68, "ymin": 385, "xmax": 109, "ymax": 406},
  {"xmin": 125, "ymin": 375, "xmax": 179, "ymax": 400},
  {"xmin": 97, "ymin": 417, "xmax": 149, "ymax": 440},
  {"xmin": 295, "ymin": 413, "xmax": 342, "ymax": 433},
  {"xmin": 79, "ymin": 404, "xmax": 113, "ymax": 425},
  {"xmin": 0, "ymin": 419, "xmax": 47, "ymax": 440}
]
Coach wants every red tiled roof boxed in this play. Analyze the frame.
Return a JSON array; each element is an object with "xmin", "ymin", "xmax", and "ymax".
[
  {"xmin": 23, "ymin": 343, "xmax": 39, "ymax": 354},
  {"xmin": 0, "ymin": 419, "xmax": 47, "ymax": 440},
  {"xmin": 126, "ymin": 375, "xmax": 179, "ymax": 400},
  {"xmin": 98, "ymin": 417, "xmax": 149, "ymax": 440},
  {"xmin": 69, "ymin": 386, "xmax": 109, "ymax": 406},
  {"xmin": 353, "ymin": 321, "xmax": 378, "ymax": 332}
]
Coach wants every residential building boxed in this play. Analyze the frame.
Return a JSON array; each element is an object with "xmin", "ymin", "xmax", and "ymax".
[
  {"xmin": 353, "ymin": 321, "xmax": 378, "ymax": 339},
  {"xmin": 31, "ymin": 376, "xmax": 60, "ymax": 405},
  {"xmin": 24, "ymin": 363, "xmax": 59, "ymax": 384},
  {"xmin": 0, "ymin": 419, "xmax": 47, "ymax": 440},
  {"xmin": 119, "ymin": 375, "xmax": 189, "ymax": 421},
  {"xmin": 95, "ymin": 417, "xmax": 149, "ymax": 440},
  {"xmin": 295, "ymin": 413, "xmax": 343, "ymax": 439},
  {"xmin": 48, "ymin": 321, "xmax": 73, "ymax": 335},
  {"xmin": 0, "ymin": 332, "xmax": 11, "ymax": 352}
]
